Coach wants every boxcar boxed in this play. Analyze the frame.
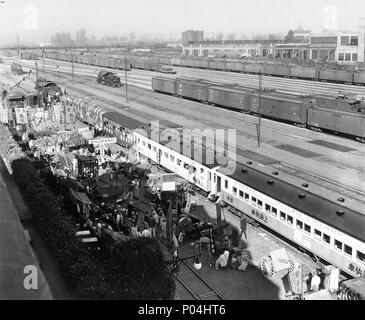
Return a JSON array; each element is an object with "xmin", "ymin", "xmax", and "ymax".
[
  {"xmin": 315, "ymin": 95, "xmax": 362, "ymax": 112},
  {"xmin": 248, "ymin": 92, "xmax": 309, "ymax": 125},
  {"xmin": 152, "ymin": 76, "xmax": 177, "ymax": 95},
  {"xmin": 209, "ymin": 59, "xmax": 226, "ymax": 71},
  {"xmin": 354, "ymin": 72, "xmax": 365, "ymax": 85},
  {"xmin": 208, "ymin": 86, "xmax": 231, "ymax": 106},
  {"xmin": 308, "ymin": 107, "xmax": 365, "ymax": 142},
  {"xmin": 170, "ymin": 57, "xmax": 181, "ymax": 66},
  {"xmin": 264, "ymin": 64, "xmax": 291, "ymax": 77},
  {"xmin": 182, "ymin": 57, "xmax": 209, "ymax": 69},
  {"xmin": 134, "ymin": 59, "xmax": 146, "ymax": 69},
  {"xmin": 244, "ymin": 63, "xmax": 265, "ymax": 74},
  {"xmin": 319, "ymin": 70, "xmax": 354, "ymax": 83},
  {"xmin": 176, "ymin": 78, "xmax": 212, "ymax": 102},
  {"xmin": 227, "ymin": 87, "xmax": 255, "ymax": 112},
  {"xmin": 291, "ymin": 66, "xmax": 318, "ymax": 80},
  {"xmin": 225, "ymin": 60, "xmax": 244, "ymax": 72}
]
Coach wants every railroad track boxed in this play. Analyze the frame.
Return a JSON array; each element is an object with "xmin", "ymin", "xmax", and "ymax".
[{"xmin": 158, "ymin": 239, "xmax": 226, "ymax": 301}]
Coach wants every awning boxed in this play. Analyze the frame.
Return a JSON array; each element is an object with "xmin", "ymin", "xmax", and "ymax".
[{"xmin": 69, "ymin": 188, "xmax": 92, "ymax": 205}]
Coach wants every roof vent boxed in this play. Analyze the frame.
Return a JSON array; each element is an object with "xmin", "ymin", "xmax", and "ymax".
[
  {"xmin": 241, "ymin": 169, "xmax": 248, "ymax": 174},
  {"xmin": 337, "ymin": 197, "xmax": 345, "ymax": 203},
  {"xmin": 267, "ymin": 180, "xmax": 274, "ymax": 185},
  {"xmin": 336, "ymin": 210, "xmax": 345, "ymax": 217},
  {"xmin": 272, "ymin": 171, "xmax": 279, "ymax": 176},
  {"xmin": 247, "ymin": 161, "xmax": 253, "ymax": 165},
  {"xmin": 301, "ymin": 183, "xmax": 309, "ymax": 188},
  {"xmin": 298, "ymin": 194, "xmax": 306, "ymax": 199}
]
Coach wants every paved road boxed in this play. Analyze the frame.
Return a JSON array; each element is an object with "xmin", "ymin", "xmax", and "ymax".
[{"xmin": 0, "ymin": 156, "xmax": 52, "ymax": 300}]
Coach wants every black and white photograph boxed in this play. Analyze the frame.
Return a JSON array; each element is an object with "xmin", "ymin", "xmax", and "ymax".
[{"xmin": 0, "ymin": 0, "xmax": 365, "ymax": 306}]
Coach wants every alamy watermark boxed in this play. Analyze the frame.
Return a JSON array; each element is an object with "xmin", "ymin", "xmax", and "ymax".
[
  {"xmin": 136, "ymin": 121, "xmax": 237, "ymax": 174},
  {"xmin": 23, "ymin": 265, "xmax": 38, "ymax": 290}
]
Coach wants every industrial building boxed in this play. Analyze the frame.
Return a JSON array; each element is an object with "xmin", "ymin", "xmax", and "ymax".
[
  {"xmin": 182, "ymin": 20, "xmax": 365, "ymax": 65},
  {"xmin": 182, "ymin": 39, "xmax": 283, "ymax": 57},
  {"xmin": 182, "ymin": 30, "xmax": 204, "ymax": 45}
]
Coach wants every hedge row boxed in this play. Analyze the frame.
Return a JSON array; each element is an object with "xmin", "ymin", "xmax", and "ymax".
[{"xmin": 0, "ymin": 124, "xmax": 175, "ymax": 299}]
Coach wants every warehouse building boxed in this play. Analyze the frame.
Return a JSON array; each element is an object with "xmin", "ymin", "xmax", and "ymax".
[
  {"xmin": 182, "ymin": 39, "xmax": 283, "ymax": 57},
  {"xmin": 182, "ymin": 30, "xmax": 204, "ymax": 45}
]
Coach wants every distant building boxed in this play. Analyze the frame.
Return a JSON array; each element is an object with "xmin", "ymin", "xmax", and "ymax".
[
  {"xmin": 182, "ymin": 39, "xmax": 283, "ymax": 57},
  {"xmin": 182, "ymin": 30, "xmax": 204, "ymax": 44}
]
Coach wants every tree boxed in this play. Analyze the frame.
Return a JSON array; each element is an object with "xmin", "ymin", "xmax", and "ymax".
[{"xmin": 284, "ymin": 29, "xmax": 295, "ymax": 43}]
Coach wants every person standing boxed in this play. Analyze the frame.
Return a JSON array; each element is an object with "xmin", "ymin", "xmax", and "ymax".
[{"xmin": 160, "ymin": 215, "xmax": 167, "ymax": 239}]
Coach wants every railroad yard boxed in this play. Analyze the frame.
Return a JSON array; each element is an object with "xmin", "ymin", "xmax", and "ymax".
[{"xmin": 2, "ymin": 25, "xmax": 365, "ymax": 302}]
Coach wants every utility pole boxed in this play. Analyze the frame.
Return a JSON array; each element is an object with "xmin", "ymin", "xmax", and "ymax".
[
  {"xmin": 35, "ymin": 62, "xmax": 41, "ymax": 108},
  {"xmin": 16, "ymin": 34, "xmax": 20, "ymax": 58},
  {"xmin": 63, "ymin": 97, "xmax": 67, "ymax": 131},
  {"xmin": 125, "ymin": 56, "xmax": 128, "ymax": 103},
  {"xmin": 257, "ymin": 71, "xmax": 262, "ymax": 148},
  {"xmin": 42, "ymin": 49, "xmax": 45, "ymax": 74},
  {"xmin": 71, "ymin": 54, "xmax": 74, "ymax": 83}
]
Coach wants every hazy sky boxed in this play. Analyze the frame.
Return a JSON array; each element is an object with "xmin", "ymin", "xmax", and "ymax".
[{"xmin": 0, "ymin": 0, "xmax": 365, "ymax": 43}]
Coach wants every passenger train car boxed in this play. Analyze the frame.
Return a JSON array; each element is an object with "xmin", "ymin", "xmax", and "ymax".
[
  {"xmin": 152, "ymin": 76, "xmax": 365, "ymax": 143},
  {"xmin": 133, "ymin": 120, "xmax": 365, "ymax": 279},
  {"xmin": 70, "ymin": 90, "xmax": 365, "ymax": 278}
]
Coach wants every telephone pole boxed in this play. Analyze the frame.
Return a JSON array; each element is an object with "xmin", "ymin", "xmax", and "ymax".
[
  {"xmin": 125, "ymin": 56, "xmax": 128, "ymax": 103},
  {"xmin": 257, "ymin": 71, "xmax": 262, "ymax": 148},
  {"xmin": 16, "ymin": 34, "xmax": 20, "ymax": 58},
  {"xmin": 35, "ymin": 62, "xmax": 41, "ymax": 108},
  {"xmin": 71, "ymin": 54, "xmax": 74, "ymax": 83},
  {"xmin": 42, "ymin": 49, "xmax": 45, "ymax": 74}
]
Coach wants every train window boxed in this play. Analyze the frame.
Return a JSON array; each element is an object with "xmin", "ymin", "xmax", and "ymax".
[
  {"xmin": 296, "ymin": 220, "xmax": 303, "ymax": 230},
  {"xmin": 334, "ymin": 239, "xmax": 343, "ymax": 251},
  {"xmin": 232, "ymin": 187, "xmax": 237, "ymax": 195},
  {"xmin": 272, "ymin": 207, "xmax": 277, "ymax": 216},
  {"xmin": 251, "ymin": 197, "xmax": 257, "ymax": 206},
  {"xmin": 304, "ymin": 224, "xmax": 311, "ymax": 234},
  {"xmin": 265, "ymin": 204, "xmax": 271, "ymax": 213},
  {"xmin": 323, "ymin": 233, "xmax": 331, "ymax": 245},
  {"xmin": 142, "ymin": 141, "xmax": 146, "ymax": 147},
  {"xmin": 177, "ymin": 159, "xmax": 181, "ymax": 165},
  {"xmin": 239, "ymin": 190, "xmax": 244, "ymax": 198},
  {"xmin": 287, "ymin": 215, "xmax": 293, "ymax": 225},
  {"xmin": 192, "ymin": 166, "xmax": 197, "ymax": 173},
  {"xmin": 225, "ymin": 180, "xmax": 228, "ymax": 189},
  {"xmin": 184, "ymin": 163, "xmax": 189, "ymax": 170},
  {"xmin": 280, "ymin": 211, "xmax": 286, "ymax": 220},
  {"xmin": 344, "ymin": 245, "xmax": 352, "ymax": 256},
  {"xmin": 200, "ymin": 168, "xmax": 204, "ymax": 174},
  {"xmin": 357, "ymin": 251, "xmax": 365, "ymax": 263},
  {"xmin": 170, "ymin": 155, "xmax": 175, "ymax": 162},
  {"xmin": 148, "ymin": 144, "xmax": 151, "ymax": 150},
  {"xmin": 257, "ymin": 200, "xmax": 263, "ymax": 209},
  {"xmin": 314, "ymin": 229, "xmax": 322, "ymax": 238},
  {"xmin": 153, "ymin": 146, "xmax": 157, "ymax": 151},
  {"xmin": 137, "ymin": 138, "xmax": 140, "ymax": 144},
  {"xmin": 164, "ymin": 152, "xmax": 168, "ymax": 158},
  {"xmin": 244, "ymin": 193, "xmax": 249, "ymax": 201}
]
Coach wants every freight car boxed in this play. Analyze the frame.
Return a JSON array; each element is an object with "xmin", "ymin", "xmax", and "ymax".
[
  {"xmin": 308, "ymin": 107, "xmax": 365, "ymax": 143},
  {"xmin": 315, "ymin": 95, "xmax": 364, "ymax": 113},
  {"xmin": 20, "ymin": 52, "xmax": 39, "ymax": 60},
  {"xmin": 319, "ymin": 70, "xmax": 354, "ymax": 84},
  {"xmin": 175, "ymin": 77, "xmax": 223, "ymax": 102},
  {"xmin": 248, "ymin": 91, "xmax": 312, "ymax": 126},
  {"xmin": 152, "ymin": 76, "xmax": 365, "ymax": 142},
  {"xmin": 152, "ymin": 76, "xmax": 177, "ymax": 95}
]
